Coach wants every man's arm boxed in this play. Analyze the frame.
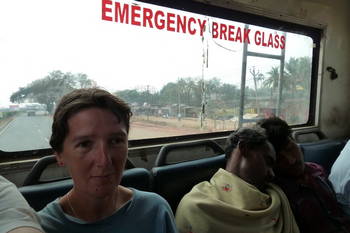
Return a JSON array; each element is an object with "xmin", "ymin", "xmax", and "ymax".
[
  {"xmin": 8, "ymin": 227, "xmax": 43, "ymax": 233},
  {"xmin": 0, "ymin": 176, "xmax": 44, "ymax": 233}
]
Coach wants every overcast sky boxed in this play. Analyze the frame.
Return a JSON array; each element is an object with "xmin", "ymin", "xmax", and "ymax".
[{"xmin": 0, "ymin": 0, "xmax": 313, "ymax": 107}]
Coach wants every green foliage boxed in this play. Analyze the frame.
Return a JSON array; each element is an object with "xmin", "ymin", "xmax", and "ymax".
[
  {"xmin": 284, "ymin": 56, "xmax": 312, "ymax": 95},
  {"xmin": 10, "ymin": 70, "xmax": 96, "ymax": 113},
  {"xmin": 0, "ymin": 111, "xmax": 17, "ymax": 119},
  {"xmin": 116, "ymin": 86, "xmax": 160, "ymax": 106},
  {"xmin": 263, "ymin": 66, "xmax": 280, "ymax": 89},
  {"xmin": 263, "ymin": 56, "xmax": 312, "ymax": 96},
  {"xmin": 116, "ymin": 77, "xmax": 240, "ymax": 112},
  {"xmin": 116, "ymin": 89, "xmax": 145, "ymax": 104}
]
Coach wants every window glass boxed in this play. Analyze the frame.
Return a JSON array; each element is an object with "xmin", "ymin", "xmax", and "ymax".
[{"xmin": 0, "ymin": 0, "xmax": 314, "ymax": 151}]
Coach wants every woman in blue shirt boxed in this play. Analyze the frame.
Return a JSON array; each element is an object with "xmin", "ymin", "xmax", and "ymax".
[{"xmin": 38, "ymin": 88, "xmax": 177, "ymax": 233}]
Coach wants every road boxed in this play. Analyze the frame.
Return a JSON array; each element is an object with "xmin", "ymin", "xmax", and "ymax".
[
  {"xmin": 0, "ymin": 115, "xmax": 206, "ymax": 152},
  {"xmin": 0, "ymin": 115, "xmax": 52, "ymax": 152}
]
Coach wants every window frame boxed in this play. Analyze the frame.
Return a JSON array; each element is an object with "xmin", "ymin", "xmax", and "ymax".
[{"xmin": 136, "ymin": 0, "xmax": 321, "ymax": 126}]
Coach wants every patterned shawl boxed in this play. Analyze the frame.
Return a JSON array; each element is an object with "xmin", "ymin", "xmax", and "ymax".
[{"xmin": 175, "ymin": 168, "xmax": 299, "ymax": 233}]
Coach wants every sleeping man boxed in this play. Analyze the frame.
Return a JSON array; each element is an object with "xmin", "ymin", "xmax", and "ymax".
[{"xmin": 175, "ymin": 127, "xmax": 299, "ymax": 233}]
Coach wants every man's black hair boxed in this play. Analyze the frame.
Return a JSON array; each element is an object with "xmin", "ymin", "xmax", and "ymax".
[
  {"xmin": 257, "ymin": 117, "xmax": 292, "ymax": 152},
  {"xmin": 225, "ymin": 127, "xmax": 267, "ymax": 159}
]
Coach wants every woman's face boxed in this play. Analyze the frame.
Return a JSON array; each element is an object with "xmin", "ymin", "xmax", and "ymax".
[
  {"xmin": 275, "ymin": 138, "xmax": 305, "ymax": 177},
  {"xmin": 56, "ymin": 107, "xmax": 128, "ymax": 198}
]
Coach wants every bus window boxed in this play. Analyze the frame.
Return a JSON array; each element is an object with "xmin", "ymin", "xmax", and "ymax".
[{"xmin": 0, "ymin": 0, "xmax": 320, "ymax": 154}]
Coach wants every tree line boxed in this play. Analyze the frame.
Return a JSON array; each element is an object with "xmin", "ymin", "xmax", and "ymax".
[
  {"xmin": 9, "ymin": 56, "xmax": 311, "ymax": 115},
  {"xmin": 116, "ymin": 56, "xmax": 312, "ymax": 111},
  {"xmin": 10, "ymin": 71, "xmax": 96, "ymax": 113}
]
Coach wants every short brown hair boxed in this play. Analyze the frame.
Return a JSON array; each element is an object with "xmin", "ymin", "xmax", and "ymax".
[{"xmin": 50, "ymin": 88, "xmax": 132, "ymax": 153}]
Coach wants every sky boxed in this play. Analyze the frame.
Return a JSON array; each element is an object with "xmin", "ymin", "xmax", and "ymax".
[{"xmin": 0, "ymin": 0, "xmax": 313, "ymax": 107}]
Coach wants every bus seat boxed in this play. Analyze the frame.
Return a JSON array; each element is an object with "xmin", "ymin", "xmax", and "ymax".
[
  {"xmin": 154, "ymin": 140, "xmax": 224, "ymax": 167},
  {"xmin": 19, "ymin": 168, "xmax": 152, "ymax": 211},
  {"xmin": 120, "ymin": 167, "xmax": 152, "ymax": 191},
  {"xmin": 152, "ymin": 154, "xmax": 226, "ymax": 213},
  {"xmin": 19, "ymin": 178, "xmax": 73, "ymax": 211},
  {"xmin": 292, "ymin": 128, "xmax": 327, "ymax": 143},
  {"xmin": 23, "ymin": 155, "xmax": 136, "ymax": 186},
  {"xmin": 22, "ymin": 155, "xmax": 57, "ymax": 186},
  {"xmin": 299, "ymin": 139, "xmax": 346, "ymax": 175}
]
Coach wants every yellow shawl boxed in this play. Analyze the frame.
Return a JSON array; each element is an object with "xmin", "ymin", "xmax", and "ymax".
[{"xmin": 175, "ymin": 168, "xmax": 299, "ymax": 233}]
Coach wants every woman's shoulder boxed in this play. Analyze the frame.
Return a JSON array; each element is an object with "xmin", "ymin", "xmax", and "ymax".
[
  {"xmin": 38, "ymin": 198, "xmax": 64, "ymax": 220},
  {"xmin": 128, "ymin": 188, "xmax": 172, "ymax": 211},
  {"xmin": 131, "ymin": 188, "xmax": 167, "ymax": 203}
]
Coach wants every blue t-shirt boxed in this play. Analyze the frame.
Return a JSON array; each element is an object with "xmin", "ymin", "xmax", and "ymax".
[{"xmin": 38, "ymin": 188, "xmax": 178, "ymax": 233}]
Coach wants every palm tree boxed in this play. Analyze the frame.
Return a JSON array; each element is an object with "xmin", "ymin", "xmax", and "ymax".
[
  {"xmin": 285, "ymin": 56, "xmax": 312, "ymax": 97},
  {"xmin": 263, "ymin": 66, "xmax": 280, "ymax": 99},
  {"xmin": 264, "ymin": 56, "xmax": 312, "ymax": 99},
  {"xmin": 249, "ymin": 66, "xmax": 264, "ymax": 114}
]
